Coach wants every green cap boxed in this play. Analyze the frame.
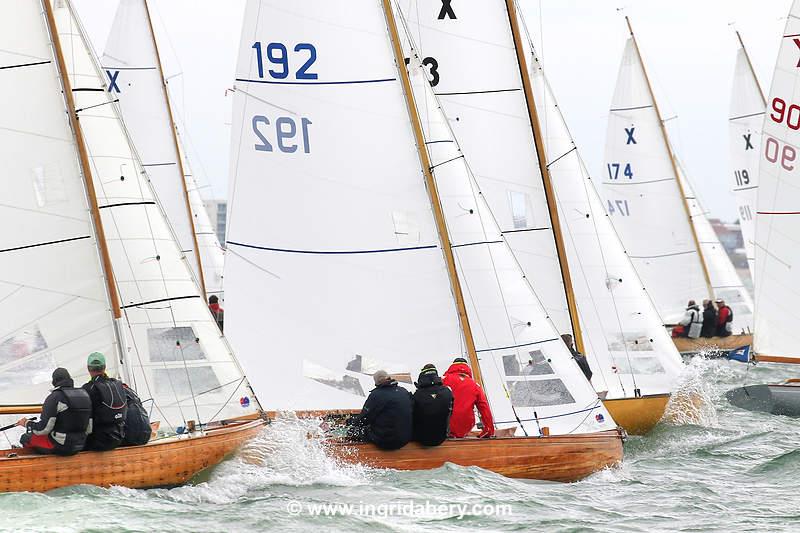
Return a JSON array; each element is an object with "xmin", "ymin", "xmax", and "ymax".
[{"xmin": 87, "ymin": 352, "xmax": 106, "ymax": 369}]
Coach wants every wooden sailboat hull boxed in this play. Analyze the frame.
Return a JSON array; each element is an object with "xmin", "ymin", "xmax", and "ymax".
[
  {"xmin": 0, "ymin": 419, "xmax": 266, "ymax": 493},
  {"xmin": 672, "ymin": 333, "xmax": 752, "ymax": 355},
  {"xmin": 326, "ymin": 430, "xmax": 623, "ymax": 482},
  {"xmin": 726, "ymin": 384, "xmax": 800, "ymax": 417},
  {"xmin": 602, "ymin": 394, "xmax": 670, "ymax": 435}
]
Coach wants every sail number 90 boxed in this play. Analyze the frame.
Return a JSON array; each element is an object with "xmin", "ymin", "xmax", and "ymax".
[
  {"xmin": 764, "ymin": 136, "xmax": 796, "ymax": 171},
  {"xmin": 770, "ymin": 97, "xmax": 800, "ymax": 129},
  {"xmin": 253, "ymin": 116, "xmax": 312, "ymax": 154}
]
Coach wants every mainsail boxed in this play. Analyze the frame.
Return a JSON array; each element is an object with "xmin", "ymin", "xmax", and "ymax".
[
  {"xmin": 729, "ymin": 32, "xmax": 766, "ymax": 278},
  {"xmin": 0, "ymin": 0, "xmax": 119, "ymax": 405},
  {"xmin": 604, "ymin": 21, "xmax": 754, "ymax": 332},
  {"xmin": 50, "ymin": 0, "xmax": 257, "ymax": 427},
  {"xmin": 225, "ymin": 0, "xmax": 615, "ymax": 436},
  {"xmin": 100, "ymin": 0, "xmax": 226, "ymax": 297},
  {"xmin": 754, "ymin": 0, "xmax": 800, "ymax": 360},
  {"xmin": 393, "ymin": 1, "xmax": 682, "ymax": 402}
]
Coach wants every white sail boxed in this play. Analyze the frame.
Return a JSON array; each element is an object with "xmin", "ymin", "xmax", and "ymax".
[
  {"xmin": 405, "ymin": 42, "xmax": 614, "ymax": 435},
  {"xmin": 676, "ymin": 159, "xmax": 754, "ymax": 333},
  {"xmin": 602, "ymin": 38, "xmax": 709, "ymax": 325},
  {"xmin": 226, "ymin": 0, "xmax": 465, "ymax": 412},
  {"xmin": 394, "ymin": 0, "xmax": 571, "ymax": 335},
  {"xmin": 729, "ymin": 38, "xmax": 766, "ymax": 277},
  {"xmin": 52, "ymin": 0, "xmax": 258, "ymax": 427},
  {"xmin": 0, "ymin": 0, "xmax": 118, "ymax": 405},
  {"xmin": 524, "ymin": 40, "xmax": 684, "ymax": 398},
  {"xmin": 394, "ymin": 2, "xmax": 681, "ymax": 401},
  {"xmin": 754, "ymin": 0, "xmax": 800, "ymax": 358},
  {"xmin": 226, "ymin": 0, "xmax": 615, "ymax": 436},
  {"xmin": 100, "ymin": 0, "xmax": 209, "ymax": 295}
]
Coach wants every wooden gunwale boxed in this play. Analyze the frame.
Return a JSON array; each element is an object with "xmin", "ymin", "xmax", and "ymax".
[
  {"xmin": 672, "ymin": 333, "xmax": 752, "ymax": 354},
  {"xmin": 0, "ymin": 419, "xmax": 265, "ymax": 492},
  {"xmin": 326, "ymin": 429, "xmax": 623, "ymax": 482}
]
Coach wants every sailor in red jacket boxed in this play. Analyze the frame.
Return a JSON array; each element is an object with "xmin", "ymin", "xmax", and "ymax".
[{"xmin": 442, "ymin": 357, "xmax": 494, "ymax": 438}]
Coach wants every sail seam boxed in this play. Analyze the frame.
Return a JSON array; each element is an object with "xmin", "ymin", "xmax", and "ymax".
[
  {"xmin": 142, "ymin": 162, "xmax": 177, "ymax": 167},
  {"xmin": 0, "ymin": 60, "xmax": 51, "ymax": 71},
  {"xmin": 102, "ymin": 66, "xmax": 157, "ymax": 71},
  {"xmin": 546, "ymin": 147, "xmax": 577, "ymax": 168},
  {"xmin": 227, "ymin": 240, "xmax": 438, "ymax": 255},
  {"xmin": 604, "ymin": 177, "xmax": 673, "ymax": 186},
  {"xmin": 235, "ymin": 77, "xmax": 395, "ymax": 86},
  {"xmin": 0, "ymin": 235, "xmax": 91, "ymax": 254},
  {"xmin": 429, "ymin": 154, "xmax": 465, "ymax": 170}
]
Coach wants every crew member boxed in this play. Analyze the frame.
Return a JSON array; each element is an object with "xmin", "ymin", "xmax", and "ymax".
[
  {"xmin": 121, "ymin": 384, "xmax": 151, "ymax": 446},
  {"xmin": 561, "ymin": 333, "xmax": 592, "ymax": 381},
  {"xmin": 411, "ymin": 364, "xmax": 453, "ymax": 446},
  {"xmin": 347, "ymin": 370, "xmax": 413, "ymax": 450},
  {"xmin": 701, "ymin": 299, "xmax": 717, "ymax": 338},
  {"xmin": 208, "ymin": 295, "xmax": 224, "ymax": 332},
  {"xmin": 679, "ymin": 300, "xmax": 703, "ymax": 339},
  {"xmin": 716, "ymin": 299, "xmax": 733, "ymax": 337},
  {"xmin": 83, "ymin": 352, "xmax": 127, "ymax": 451},
  {"xmin": 442, "ymin": 357, "xmax": 494, "ymax": 438},
  {"xmin": 16, "ymin": 368, "xmax": 92, "ymax": 456}
]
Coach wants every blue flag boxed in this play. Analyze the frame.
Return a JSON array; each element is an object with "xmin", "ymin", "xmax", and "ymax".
[{"xmin": 727, "ymin": 345, "xmax": 751, "ymax": 363}]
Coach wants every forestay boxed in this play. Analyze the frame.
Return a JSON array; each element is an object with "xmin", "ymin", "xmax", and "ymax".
[
  {"xmin": 754, "ymin": 0, "xmax": 800, "ymax": 359},
  {"xmin": 675, "ymin": 159, "xmax": 754, "ymax": 334},
  {"xmin": 226, "ymin": 0, "xmax": 614, "ymax": 436},
  {"xmin": 522, "ymin": 27, "xmax": 683, "ymax": 399},
  {"xmin": 52, "ymin": 0, "xmax": 257, "ymax": 428},
  {"xmin": 394, "ymin": 0, "xmax": 571, "ymax": 335},
  {"xmin": 729, "ymin": 35, "xmax": 766, "ymax": 277},
  {"xmin": 0, "ymin": 0, "xmax": 118, "ymax": 405},
  {"xmin": 100, "ymin": 0, "xmax": 211, "ymax": 296},
  {"xmin": 603, "ymin": 37, "xmax": 709, "ymax": 325}
]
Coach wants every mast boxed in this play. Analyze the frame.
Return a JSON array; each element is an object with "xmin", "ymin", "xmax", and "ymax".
[
  {"xmin": 504, "ymin": 0, "xmax": 585, "ymax": 353},
  {"xmin": 381, "ymin": 0, "xmax": 483, "ymax": 386},
  {"xmin": 141, "ymin": 0, "xmax": 208, "ymax": 299},
  {"xmin": 736, "ymin": 30, "xmax": 767, "ymax": 107},
  {"xmin": 625, "ymin": 16, "xmax": 714, "ymax": 301},
  {"xmin": 43, "ymin": 0, "xmax": 122, "ymax": 321}
]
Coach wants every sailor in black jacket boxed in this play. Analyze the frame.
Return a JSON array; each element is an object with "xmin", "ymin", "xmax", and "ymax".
[
  {"xmin": 82, "ymin": 352, "xmax": 127, "ymax": 451},
  {"xmin": 412, "ymin": 364, "xmax": 453, "ymax": 446},
  {"xmin": 348, "ymin": 370, "xmax": 413, "ymax": 450},
  {"xmin": 16, "ymin": 367, "xmax": 92, "ymax": 456}
]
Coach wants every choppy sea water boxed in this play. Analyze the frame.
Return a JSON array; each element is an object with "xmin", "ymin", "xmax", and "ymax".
[{"xmin": 2, "ymin": 356, "xmax": 799, "ymax": 532}]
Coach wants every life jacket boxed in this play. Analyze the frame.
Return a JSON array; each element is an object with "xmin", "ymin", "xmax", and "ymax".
[
  {"xmin": 86, "ymin": 375, "xmax": 128, "ymax": 427},
  {"xmin": 48, "ymin": 386, "xmax": 92, "ymax": 455},
  {"xmin": 724, "ymin": 305, "xmax": 734, "ymax": 323},
  {"xmin": 412, "ymin": 372, "xmax": 453, "ymax": 446},
  {"xmin": 122, "ymin": 386, "xmax": 151, "ymax": 446}
]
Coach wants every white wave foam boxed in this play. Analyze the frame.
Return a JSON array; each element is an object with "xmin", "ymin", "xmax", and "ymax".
[{"xmin": 663, "ymin": 356, "xmax": 718, "ymax": 427}]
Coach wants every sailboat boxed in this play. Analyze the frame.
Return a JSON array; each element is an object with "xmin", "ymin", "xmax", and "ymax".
[
  {"xmin": 0, "ymin": 0, "xmax": 265, "ymax": 493},
  {"xmin": 391, "ymin": 2, "xmax": 683, "ymax": 435},
  {"xmin": 225, "ymin": 0, "xmax": 623, "ymax": 482},
  {"xmin": 100, "ymin": 0, "xmax": 226, "ymax": 299},
  {"xmin": 726, "ymin": 0, "xmax": 800, "ymax": 416},
  {"xmin": 603, "ymin": 17, "xmax": 754, "ymax": 356},
  {"xmin": 729, "ymin": 31, "xmax": 767, "ymax": 279}
]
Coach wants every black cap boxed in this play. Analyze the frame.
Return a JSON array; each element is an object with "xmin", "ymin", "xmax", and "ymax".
[
  {"xmin": 51, "ymin": 367, "xmax": 73, "ymax": 388},
  {"xmin": 452, "ymin": 357, "xmax": 468, "ymax": 364}
]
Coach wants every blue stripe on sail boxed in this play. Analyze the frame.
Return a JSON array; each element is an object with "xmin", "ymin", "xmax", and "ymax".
[
  {"xmin": 227, "ymin": 241, "xmax": 437, "ymax": 255},
  {"xmin": 235, "ymin": 77, "xmax": 395, "ymax": 86}
]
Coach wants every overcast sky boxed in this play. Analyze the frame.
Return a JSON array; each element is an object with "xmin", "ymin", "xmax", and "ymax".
[{"xmin": 72, "ymin": 0, "xmax": 791, "ymax": 221}]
